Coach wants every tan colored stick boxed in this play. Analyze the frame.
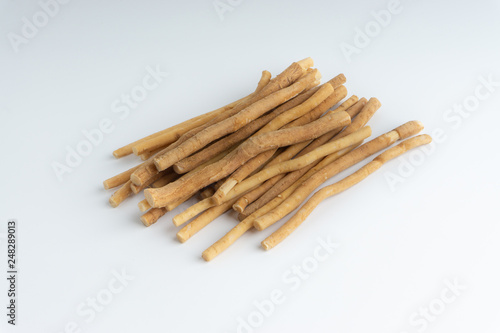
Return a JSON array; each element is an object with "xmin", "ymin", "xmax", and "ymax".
[
  {"xmin": 173, "ymin": 197, "xmax": 213, "ymax": 227},
  {"xmin": 262, "ymin": 134, "xmax": 432, "ymax": 249},
  {"xmin": 223, "ymin": 127, "xmax": 372, "ymax": 203},
  {"xmin": 199, "ymin": 187, "xmax": 215, "ymax": 200},
  {"xmin": 145, "ymin": 111, "xmax": 351, "ymax": 207},
  {"xmin": 173, "ymin": 82, "xmax": 324, "ymax": 174},
  {"xmin": 335, "ymin": 97, "xmax": 381, "ymax": 139},
  {"xmin": 200, "ymin": 145, "xmax": 358, "ymax": 260},
  {"xmin": 176, "ymin": 198, "xmax": 238, "ymax": 243},
  {"xmin": 128, "ymin": 72, "xmax": 271, "ymax": 184},
  {"xmin": 253, "ymin": 121, "xmax": 424, "ymax": 231},
  {"xmin": 179, "ymin": 128, "xmax": 369, "ymax": 228},
  {"xmin": 130, "ymin": 60, "xmax": 313, "ymax": 186},
  {"xmin": 130, "ymin": 58, "xmax": 315, "ymax": 185},
  {"xmin": 242, "ymin": 97, "xmax": 370, "ymax": 217},
  {"xmin": 130, "ymin": 170, "xmax": 167, "ymax": 194},
  {"xmin": 103, "ymin": 165, "xmax": 141, "ymax": 190},
  {"xmin": 109, "ymin": 180, "xmax": 134, "ymax": 207},
  {"xmin": 138, "ymin": 171, "xmax": 181, "ymax": 211},
  {"xmin": 154, "ymin": 69, "xmax": 320, "ymax": 172},
  {"xmin": 132, "ymin": 71, "xmax": 272, "ymax": 156},
  {"xmin": 201, "ymin": 211, "xmax": 259, "ymax": 261},
  {"xmin": 233, "ymin": 95, "xmax": 361, "ymax": 213},
  {"xmin": 213, "ymin": 85, "xmax": 348, "ymax": 201},
  {"xmin": 113, "ymin": 96, "xmax": 246, "ymax": 158},
  {"xmin": 138, "ymin": 199, "xmax": 151, "ymax": 212},
  {"xmin": 139, "ymin": 146, "xmax": 166, "ymax": 161},
  {"xmin": 141, "ymin": 207, "xmax": 167, "ymax": 227},
  {"xmin": 151, "ymin": 171, "xmax": 179, "ymax": 188},
  {"xmin": 140, "ymin": 193, "xmax": 194, "ymax": 227}
]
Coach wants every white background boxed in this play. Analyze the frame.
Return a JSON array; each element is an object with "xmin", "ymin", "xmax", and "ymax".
[{"xmin": 1, "ymin": 0, "xmax": 500, "ymax": 332}]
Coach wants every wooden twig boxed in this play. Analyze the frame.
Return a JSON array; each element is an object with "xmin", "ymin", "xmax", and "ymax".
[
  {"xmin": 261, "ymin": 134, "xmax": 432, "ymax": 249},
  {"xmin": 153, "ymin": 69, "xmax": 320, "ymax": 172},
  {"xmin": 253, "ymin": 121, "xmax": 424, "ymax": 230},
  {"xmin": 144, "ymin": 111, "xmax": 351, "ymax": 208},
  {"xmin": 241, "ymin": 97, "xmax": 372, "ymax": 217}
]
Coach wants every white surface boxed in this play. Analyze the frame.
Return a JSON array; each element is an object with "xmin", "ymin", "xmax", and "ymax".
[{"xmin": 1, "ymin": 0, "xmax": 500, "ymax": 332}]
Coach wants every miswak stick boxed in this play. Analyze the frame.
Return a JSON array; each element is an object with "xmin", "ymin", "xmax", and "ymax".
[
  {"xmin": 215, "ymin": 81, "xmax": 349, "ymax": 191},
  {"xmin": 130, "ymin": 169, "xmax": 168, "ymax": 194},
  {"xmin": 173, "ymin": 80, "xmax": 329, "ymax": 174},
  {"xmin": 151, "ymin": 171, "xmax": 180, "ymax": 188},
  {"xmin": 138, "ymin": 199, "xmax": 151, "ymax": 212},
  {"xmin": 239, "ymin": 143, "xmax": 362, "ymax": 220},
  {"xmin": 262, "ymin": 134, "xmax": 432, "ymax": 250},
  {"xmin": 141, "ymin": 207, "xmax": 167, "ymax": 227},
  {"xmin": 103, "ymin": 164, "xmax": 141, "ymax": 190},
  {"xmin": 224, "ymin": 127, "xmax": 372, "ymax": 202},
  {"xmin": 173, "ymin": 128, "xmax": 370, "ymax": 226},
  {"xmin": 201, "ymin": 143, "xmax": 362, "ymax": 260},
  {"xmin": 140, "ymin": 193, "xmax": 195, "ymax": 227},
  {"xmin": 113, "ymin": 93, "xmax": 249, "ymax": 159},
  {"xmin": 254, "ymin": 70, "xmax": 273, "ymax": 91},
  {"xmin": 199, "ymin": 187, "xmax": 215, "ymax": 200},
  {"xmin": 129, "ymin": 63, "xmax": 306, "ymax": 187},
  {"xmin": 334, "ymin": 97, "xmax": 381, "ymax": 139},
  {"xmin": 144, "ymin": 111, "xmax": 351, "ymax": 208},
  {"xmin": 140, "ymin": 151, "xmax": 229, "ymax": 223},
  {"xmin": 233, "ymin": 95, "xmax": 361, "ymax": 213},
  {"xmin": 201, "ymin": 210, "xmax": 261, "ymax": 261},
  {"xmin": 131, "ymin": 71, "xmax": 272, "ymax": 156},
  {"xmin": 176, "ymin": 198, "xmax": 239, "ymax": 243},
  {"xmin": 173, "ymin": 197, "xmax": 213, "ymax": 227},
  {"xmin": 253, "ymin": 121, "xmax": 424, "ymax": 231},
  {"xmin": 153, "ymin": 69, "xmax": 321, "ymax": 172},
  {"xmin": 213, "ymin": 85, "xmax": 349, "ymax": 202},
  {"xmin": 242, "ymin": 97, "xmax": 371, "ymax": 217},
  {"xmin": 109, "ymin": 180, "xmax": 134, "ymax": 208},
  {"xmin": 139, "ymin": 146, "xmax": 166, "ymax": 161}
]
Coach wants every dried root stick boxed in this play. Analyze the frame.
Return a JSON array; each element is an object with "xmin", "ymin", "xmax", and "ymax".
[
  {"xmin": 223, "ymin": 127, "xmax": 372, "ymax": 202},
  {"xmin": 242, "ymin": 97, "xmax": 371, "ymax": 217},
  {"xmin": 139, "ymin": 146, "xmax": 166, "ymax": 161},
  {"xmin": 233, "ymin": 95, "xmax": 361, "ymax": 213},
  {"xmin": 141, "ymin": 207, "xmax": 167, "ymax": 227},
  {"xmin": 201, "ymin": 138, "xmax": 375, "ymax": 260},
  {"xmin": 109, "ymin": 180, "xmax": 134, "ymax": 207},
  {"xmin": 174, "ymin": 128, "xmax": 367, "ymax": 226},
  {"xmin": 138, "ymin": 199, "xmax": 152, "ymax": 212},
  {"xmin": 172, "ymin": 83, "xmax": 324, "ymax": 174},
  {"xmin": 201, "ymin": 209, "xmax": 262, "ymax": 261},
  {"xmin": 103, "ymin": 165, "xmax": 141, "ymax": 190},
  {"xmin": 153, "ymin": 69, "xmax": 321, "ymax": 172},
  {"xmin": 176, "ymin": 198, "xmax": 239, "ymax": 243},
  {"xmin": 113, "ymin": 93, "xmax": 249, "ymax": 159},
  {"xmin": 130, "ymin": 61, "xmax": 311, "ymax": 187},
  {"xmin": 253, "ymin": 121, "xmax": 425, "ymax": 231},
  {"xmin": 262, "ymin": 134, "xmax": 432, "ymax": 249},
  {"xmin": 172, "ymin": 80, "xmax": 328, "ymax": 174},
  {"xmin": 214, "ymin": 85, "xmax": 348, "ymax": 201},
  {"xmin": 131, "ymin": 70, "xmax": 272, "ymax": 156},
  {"xmin": 199, "ymin": 187, "xmax": 215, "ymax": 200},
  {"xmin": 145, "ymin": 111, "xmax": 351, "ymax": 207}
]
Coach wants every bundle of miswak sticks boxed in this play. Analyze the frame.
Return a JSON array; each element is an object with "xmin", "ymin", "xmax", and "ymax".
[{"xmin": 103, "ymin": 58, "xmax": 432, "ymax": 261}]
